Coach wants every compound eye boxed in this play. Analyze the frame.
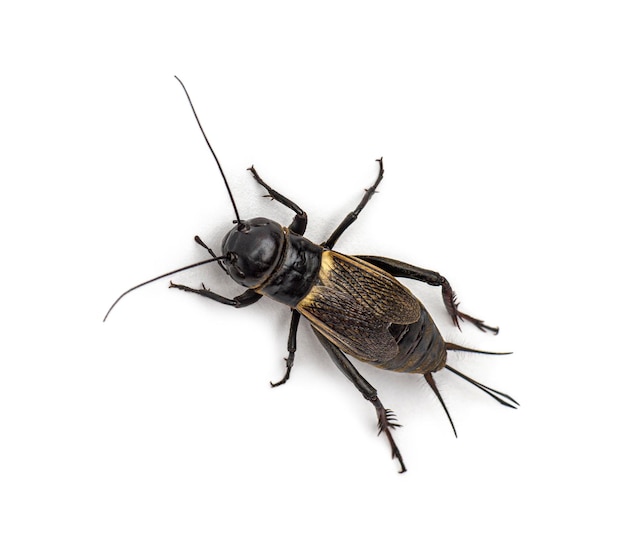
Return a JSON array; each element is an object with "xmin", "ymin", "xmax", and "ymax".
[{"xmin": 226, "ymin": 252, "xmax": 246, "ymax": 279}]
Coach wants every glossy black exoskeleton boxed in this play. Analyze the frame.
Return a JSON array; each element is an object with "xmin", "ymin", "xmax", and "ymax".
[{"xmin": 104, "ymin": 77, "xmax": 517, "ymax": 473}]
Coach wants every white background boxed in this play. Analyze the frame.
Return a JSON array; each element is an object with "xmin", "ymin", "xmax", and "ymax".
[{"xmin": 1, "ymin": 1, "xmax": 625, "ymax": 548}]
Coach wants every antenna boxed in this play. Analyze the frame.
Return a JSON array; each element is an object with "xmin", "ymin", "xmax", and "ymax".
[
  {"xmin": 103, "ymin": 256, "xmax": 227, "ymax": 322},
  {"xmin": 174, "ymin": 76, "xmax": 242, "ymax": 226}
]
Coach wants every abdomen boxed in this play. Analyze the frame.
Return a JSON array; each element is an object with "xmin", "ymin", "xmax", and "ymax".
[{"xmin": 373, "ymin": 306, "xmax": 447, "ymax": 374}]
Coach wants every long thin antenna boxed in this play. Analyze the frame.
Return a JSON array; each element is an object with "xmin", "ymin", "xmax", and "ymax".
[
  {"xmin": 103, "ymin": 256, "xmax": 226, "ymax": 322},
  {"xmin": 174, "ymin": 76, "xmax": 242, "ymax": 225}
]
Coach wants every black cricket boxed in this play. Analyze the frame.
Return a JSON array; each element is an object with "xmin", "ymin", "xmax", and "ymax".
[{"xmin": 104, "ymin": 77, "xmax": 517, "ymax": 473}]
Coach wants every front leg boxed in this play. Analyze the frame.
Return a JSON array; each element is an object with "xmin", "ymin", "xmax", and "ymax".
[
  {"xmin": 356, "ymin": 255, "xmax": 499, "ymax": 334},
  {"xmin": 247, "ymin": 166, "xmax": 307, "ymax": 235},
  {"xmin": 169, "ymin": 283, "xmax": 262, "ymax": 308}
]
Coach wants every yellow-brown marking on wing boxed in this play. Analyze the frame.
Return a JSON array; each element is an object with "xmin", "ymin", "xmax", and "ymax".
[{"xmin": 297, "ymin": 251, "xmax": 421, "ymax": 362}]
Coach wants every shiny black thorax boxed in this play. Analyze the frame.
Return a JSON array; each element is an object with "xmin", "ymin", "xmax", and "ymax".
[
  {"xmin": 221, "ymin": 217, "xmax": 322, "ymax": 307},
  {"xmin": 257, "ymin": 231, "xmax": 322, "ymax": 306}
]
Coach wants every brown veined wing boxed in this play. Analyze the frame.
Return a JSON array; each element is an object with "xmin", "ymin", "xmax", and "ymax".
[{"xmin": 297, "ymin": 251, "xmax": 421, "ymax": 363}]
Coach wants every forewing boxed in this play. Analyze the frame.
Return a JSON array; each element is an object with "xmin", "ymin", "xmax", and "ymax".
[{"xmin": 297, "ymin": 252, "xmax": 421, "ymax": 362}]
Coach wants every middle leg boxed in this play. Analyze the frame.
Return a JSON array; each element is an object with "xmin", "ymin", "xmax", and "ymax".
[
  {"xmin": 270, "ymin": 310, "xmax": 301, "ymax": 387},
  {"xmin": 322, "ymin": 158, "xmax": 384, "ymax": 250}
]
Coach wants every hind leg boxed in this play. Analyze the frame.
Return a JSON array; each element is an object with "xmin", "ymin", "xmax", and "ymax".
[
  {"xmin": 312, "ymin": 327, "xmax": 406, "ymax": 473},
  {"xmin": 356, "ymin": 255, "xmax": 499, "ymax": 334}
]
